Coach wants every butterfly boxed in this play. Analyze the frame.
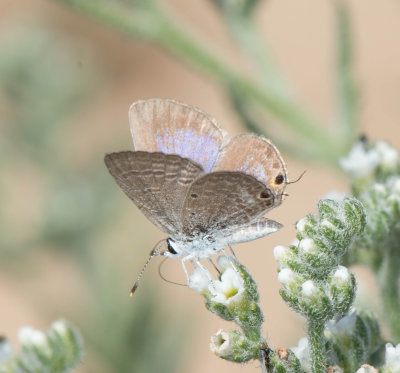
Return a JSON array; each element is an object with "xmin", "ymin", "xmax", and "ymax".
[{"xmin": 104, "ymin": 99, "xmax": 288, "ymax": 293}]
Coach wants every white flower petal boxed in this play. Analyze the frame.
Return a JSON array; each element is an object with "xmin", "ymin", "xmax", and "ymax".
[
  {"xmin": 384, "ymin": 343, "xmax": 400, "ymax": 370},
  {"xmin": 210, "ymin": 330, "xmax": 232, "ymax": 356},
  {"xmin": 340, "ymin": 142, "xmax": 380, "ymax": 177},
  {"xmin": 278, "ymin": 268, "xmax": 296, "ymax": 286},
  {"xmin": 326, "ymin": 309, "xmax": 357, "ymax": 335},
  {"xmin": 301, "ymin": 280, "xmax": 318, "ymax": 297},
  {"xmin": 210, "ymin": 268, "xmax": 244, "ymax": 304},
  {"xmin": 291, "ymin": 337, "xmax": 310, "ymax": 372},
  {"xmin": 356, "ymin": 364, "xmax": 378, "ymax": 373},
  {"xmin": 188, "ymin": 267, "xmax": 212, "ymax": 293}
]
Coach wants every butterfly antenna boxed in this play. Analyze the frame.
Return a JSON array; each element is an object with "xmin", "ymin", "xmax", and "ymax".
[
  {"xmin": 208, "ymin": 258, "xmax": 221, "ymax": 275},
  {"xmin": 130, "ymin": 239, "xmax": 166, "ymax": 296},
  {"xmin": 158, "ymin": 257, "xmax": 187, "ymax": 287},
  {"xmin": 286, "ymin": 170, "xmax": 306, "ymax": 185}
]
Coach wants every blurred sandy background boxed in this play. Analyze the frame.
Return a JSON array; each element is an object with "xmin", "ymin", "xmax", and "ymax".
[{"xmin": 1, "ymin": 0, "xmax": 400, "ymax": 372}]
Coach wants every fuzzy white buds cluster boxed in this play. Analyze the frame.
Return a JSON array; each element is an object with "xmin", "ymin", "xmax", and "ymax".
[
  {"xmin": 274, "ymin": 198, "xmax": 366, "ymax": 373},
  {"xmin": 0, "ymin": 320, "xmax": 83, "ymax": 373},
  {"xmin": 276, "ymin": 198, "xmax": 365, "ymax": 322}
]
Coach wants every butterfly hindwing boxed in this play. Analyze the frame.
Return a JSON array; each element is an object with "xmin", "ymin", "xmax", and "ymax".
[
  {"xmin": 214, "ymin": 134, "xmax": 288, "ymax": 205},
  {"xmin": 129, "ymin": 99, "xmax": 228, "ymax": 173},
  {"xmin": 181, "ymin": 171, "xmax": 275, "ymax": 237},
  {"xmin": 105, "ymin": 151, "xmax": 204, "ymax": 236}
]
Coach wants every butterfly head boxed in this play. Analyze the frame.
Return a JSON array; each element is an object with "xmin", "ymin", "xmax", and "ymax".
[{"xmin": 166, "ymin": 238, "xmax": 179, "ymax": 257}]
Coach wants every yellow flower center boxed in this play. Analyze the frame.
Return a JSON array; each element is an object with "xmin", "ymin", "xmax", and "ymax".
[{"xmin": 224, "ymin": 287, "xmax": 238, "ymax": 299}]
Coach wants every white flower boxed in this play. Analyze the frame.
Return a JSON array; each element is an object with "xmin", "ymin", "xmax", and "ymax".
[
  {"xmin": 210, "ymin": 267, "xmax": 244, "ymax": 304},
  {"xmin": 210, "ymin": 330, "xmax": 233, "ymax": 356},
  {"xmin": 339, "ymin": 142, "xmax": 380, "ymax": 178},
  {"xmin": 51, "ymin": 320, "xmax": 69, "ymax": 336},
  {"xmin": 323, "ymin": 191, "xmax": 348, "ymax": 201},
  {"xmin": 291, "ymin": 337, "xmax": 310, "ymax": 372},
  {"xmin": 273, "ymin": 245, "xmax": 291, "ymax": 261},
  {"xmin": 356, "ymin": 364, "xmax": 378, "ymax": 373},
  {"xmin": 217, "ymin": 255, "xmax": 234, "ymax": 272},
  {"xmin": 301, "ymin": 280, "xmax": 318, "ymax": 297},
  {"xmin": 332, "ymin": 266, "xmax": 351, "ymax": 283},
  {"xmin": 0, "ymin": 338, "xmax": 12, "ymax": 363},
  {"xmin": 278, "ymin": 268, "xmax": 299, "ymax": 287},
  {"xmin": 18, "ymin": 327, "xmax": 48, "ymax": 348},
  {"xmin": 383, "ymin": 343, "xmax": 400, "ymax": 371},
  {"xmin": 375, "ymin": 141, "xmax": 398, "ymax": 171},
  {"xmin": 299, "ymin": 238, "xmax": 318, "ymax": 254},
  {"xmin": 188, "ymin": 267, "xmax": 212, "ymax": 293},
  {"xmin": 326, "ymin": 309, "xmax": 357, "ymax": 336},
  {"xmin": 296, "ymin": 218, "xmax": 308, "ymax": 232}
]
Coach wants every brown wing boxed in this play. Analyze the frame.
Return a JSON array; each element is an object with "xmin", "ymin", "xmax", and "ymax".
[
  {"xmin": 129, "ymin": 99, "xmax": 229, "ymax": 173},
  {"xmin": 213, "ymin": 134, "xmax": 288, "ymax": 205},
  {"xmin": 181, "ymin": 171, "xmax": 275, "ymax": 237},
  {"xmin": 105, "ymin": 151, "xmax": 204, "ymax": 236}
]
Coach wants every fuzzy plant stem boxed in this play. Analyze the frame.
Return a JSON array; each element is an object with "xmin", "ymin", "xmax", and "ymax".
[
  {"xmin": 307, "ymin": 321, "xmax": 327, "ymax": 373},
  {"xmin": 377, "ymin": 248, "xmax": 400, "ymax": 342}
]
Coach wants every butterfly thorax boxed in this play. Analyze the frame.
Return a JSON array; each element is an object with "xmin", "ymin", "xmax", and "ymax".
[{"xmin": 166, "ymin": 233, "xmax": 226, "ymax": 260}]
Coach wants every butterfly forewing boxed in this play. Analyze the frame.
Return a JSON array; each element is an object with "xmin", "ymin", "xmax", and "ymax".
[
  {"xmin": 129, "ymin": 99, "xmax": 229, "ymax": 173},
  {"xmin": 181, "ymin": 172, "xmax": 275, "ymax": 237},
  {"xmin": 105, "ymin": 151, "xmax": 204, "ymax": 236},
  {"xmin": 214, "ymin": 135, "xmax": 288, "ymax": 204}
]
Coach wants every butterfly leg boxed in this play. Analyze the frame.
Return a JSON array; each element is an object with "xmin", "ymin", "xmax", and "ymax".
[
  {"xmin": 181, "ymin": 256, "xmax": 191, "ymax": 283},
  {"xmin": 228, "ymin": 244, "xmax": 237, "ymax": 259}
]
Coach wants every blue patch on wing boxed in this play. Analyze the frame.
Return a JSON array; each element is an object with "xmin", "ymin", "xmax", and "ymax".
[
  {"xmin": 156, "ymin": 129, "xmax": 220, "ymax": 172},
  {"xmin": 238, "ymin": 160, "xmax": 270, "ymax": 185}
]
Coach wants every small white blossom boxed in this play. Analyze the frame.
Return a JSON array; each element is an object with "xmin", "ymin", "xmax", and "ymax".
[
  {"xmin": 383, "ymin": 343, "xmax": 400, "ymax": 371},
  {"xmin": 323, "ymin": 191, "xmax": 348, "ymax": 201},
  {"xmin": 301, "ymin": 280, "xmax": 318, "ymax": 297},
  {"xmin": 278, "ymin": 268, "xmax": 299, "ymax": 287},
  {"xmin": 356, "ymin": 364, "xmax": 378, "ymax": 373},
  {"xmin": 217, "ymin": 255, "xmax": 234, "ymax": 272},
  {"xmin": 18, "ymin": 327, "xmax": 48, "ymax": 348},
  {"xmin": 340, "ymin": 141, "xmax": 380, "ymax": 177},
  {"xmin": 210, "ymin": 330, "xmax": 233, "ymax": 356},
  {"xmin": 51, "ymin": 320, "xmax": 69, "ymax": 336},
  {"xmin": 273, "ymin": 245, "xmax": 291, "ymax": 261},
  {"xmin": 332, "ymin": 266, "xmax": 351, "ymax": 283},
  {"xmin": 291, "ymin": 238, "xmax": 300, "ymax": 247},
  {"xmin": 189, "ymin": 267, "xmax": 212, "ymax": 293},
  {"xmin": 372, "ymin": 183, "xmax": 386, "ymax": 194},
  {"xmin": 326, "ymin": 309, "xmax": 357, "ymax": 336},
  {"xmin": 210, "ymin": 267, "xmax": 244, "ymax": 304},
  {"xmin": 296, "ymin": 218, "xmax": 307, "ymax": 232},
  {"xmin": 375, "ymin": 141, "xmax": 398, "ymax": 171},
  {"xmin": 0, "ymin": 338, "xmax": 12, "ymax": 363},
  {"xmin": 389, "ymin": 177, "xmax": 400, "ymax": 193},
  {"xmin": 299, "ymin": 238, "xmax": 318, "ymax": 254},
  {"xmin": 291, "ymin": 337, "xmax": 310, "ymax": 372}
]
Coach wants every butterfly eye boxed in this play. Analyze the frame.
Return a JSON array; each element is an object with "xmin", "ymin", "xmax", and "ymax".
[
  {"xmin": 167, "ymin": 238, "xmax": 177, "ymax": 254},
  {"xmin": 259, "ymin": 190, "xmax": 272, "ymax": 199},
  {"xmin": 274, "ymin": 174, "xmax": 284, "ymax": 185},
  {"xmin": 190, "ymin": 193, "xmax": 198, "ymax": 198}
]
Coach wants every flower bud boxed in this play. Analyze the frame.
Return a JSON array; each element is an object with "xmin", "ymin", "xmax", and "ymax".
[
  {"xmin": 382, "ymin": 343, "xmax": 400, "ymax": 373},
  {"xmin": 210, "ymin": 329, "xmax": 259, "ymax": 362},
  {"xmin": 356, "ymin": 364, "xmax": 378, "ymax": 373}
]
